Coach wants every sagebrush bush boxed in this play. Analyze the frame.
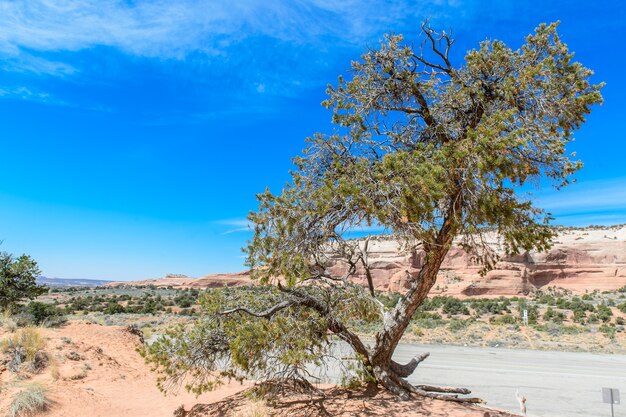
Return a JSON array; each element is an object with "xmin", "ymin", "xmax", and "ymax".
[
  {"xmin": 8, "ymin": 383, "xmax": 50, "ymax": 417},
  {"xmin": 1, "ymin": 309, "xmax": 18, "ymax": 332},
  {"xmin": 1, "ymin": 327, "xmax": 46, "ymax": 372}
]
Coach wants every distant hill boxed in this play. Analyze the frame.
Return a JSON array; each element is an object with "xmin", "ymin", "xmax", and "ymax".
[{"xmin": 37, "ymin": 276, "xmax": 113, "ymax": 287}]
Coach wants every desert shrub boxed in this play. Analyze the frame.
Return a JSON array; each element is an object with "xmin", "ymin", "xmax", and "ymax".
[
  {"xmin": 543, "ymin": 307, "xmax": 565, "ymax": 324},
  {"xmin": 517, "ymin": 299, "xmax": 539, "ymax": 324},
  {"xmin": 233, "ymin": 399, "xmax": 269, "ymax": 417},
  {"xmin": 573, "ymin": 309, "xmax": 587, "ymax": 324},
  {"xmin": 377, "ymin": 292, "xmax": 401, "ymax": 309},
  {"xmin": 1, "ymin": 327, "xmax": 48, "ymax": 373},
  {"xmin": 441, "ymin": 297, "xmax": 469, "ymax": 316},
  {"xmin": 104, "ymin": 302, "xmax": 126, "ymax": 314},
  {"xmin": 533, "ymin": 292, "xmax": 556, "ymax": 305},
  {"xmin": 411, "ymin": 325, "xmax": 423, "ymax": 337},
  {"xmin": 414, "ymin": 312, "xmax": 446, "ymax": 329},
  {"xmin": 596, "ymin": 305, "xmax": 613, "ymax": 323},
  {"xmin": 448, "ymin": 318, "xmax": 474, "ymax": 332},
  {"xmin": 1, "ymin": 309, "xmax": 18, "ymax": 332},
  {"xmin": 600, "ymin": 324, "xmax": 616, "ymax": 339},
  {"xmin": 1, "ymin": 327, "xmax": 45, "ymax": 360},
  {"xmin": 616, "ymin": 317, "xmax": 625, "ymax": 326},
  {"xmin": 617, "ymin": 303, "xmax": 626, "ymax": 314},
  {"xmin": 26, "ymin": 302, "xmax": 65, "ymax": 326},
  {"xmin": 8, "ymin": 383, "xmax": 50, "ymax": 417},
  {"xmin": 490, "ymin": 314, "xmax": 517, "ymax": 325},
  {"xmin": 470, "ymin": 297, "xmax": 511, "ymax": 315}
]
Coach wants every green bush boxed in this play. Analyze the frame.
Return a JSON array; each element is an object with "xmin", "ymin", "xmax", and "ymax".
[
  {"xmin": 448, "ymin": 318, "xmax": 474, "ymax": 332},
  {"xmin": 600, "ymin": 324, "xmax": 616, "ymax": 339},
  {"xmin": 490, "ymin": 314, "xmax": 517, "ymax": 325},
  {"xmin": 596, "ymin": 305, "xmax": 613, "ymax": 323},
  {"xmin": 104, "ymin": 302, "xmax": 126, "ymax": 315},
  {"xmin": 442, "ymin": 297, "xmax": 469, "ymax": 316},
  {"xmin": 414, "ymin": 312, "xmax": 446, "ymax": 329},
  {"xmin": 26, "ymin": 302, "xmax": 65, "ymax": 326},
  {"xmin": 543, "ymin": 307, "xmax": 565, "ymax": 324}
]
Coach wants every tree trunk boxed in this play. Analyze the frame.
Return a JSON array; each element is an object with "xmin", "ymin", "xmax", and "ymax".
[{"xmin": 366, "ymin": 195, "xmax": 464, "ymax": 399}]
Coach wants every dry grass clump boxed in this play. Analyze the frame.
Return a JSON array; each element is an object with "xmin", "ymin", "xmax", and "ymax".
[
  {"xmin": 1, "ymin": 327, "xmax": 47, "ymax": 372},
  {"xmin": 1, "ymin": 309, "xmax": 18, "ymax": 333},
  {"xmin": 233, "ymin": 400, "xmax": 268, "ymax": 417},
  {"xmin": 8, "ymin": 383, "xmax": 50, "ymax": 417}
]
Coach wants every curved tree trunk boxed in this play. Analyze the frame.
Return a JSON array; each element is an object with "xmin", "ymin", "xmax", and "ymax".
[{"xmin": 361, "ymin": 196, "xmax": 470, "ymax": 400}]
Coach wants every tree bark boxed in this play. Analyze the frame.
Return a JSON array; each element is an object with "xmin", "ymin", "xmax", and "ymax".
[{"xmin": 364, "ymin": 192, "xmax": 465, "ymax": 399}]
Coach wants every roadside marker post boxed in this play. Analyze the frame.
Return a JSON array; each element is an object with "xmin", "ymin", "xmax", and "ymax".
[
  {"xmin": 522, "ymin": 309, "xmax": 528, "ymax": 326},
  {"xmin": 602, "ymin": 387, "xmax": 620, "ymax": 417}
]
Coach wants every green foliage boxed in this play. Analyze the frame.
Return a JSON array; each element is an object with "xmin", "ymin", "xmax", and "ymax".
[
  {"xmin": 0, "ymin": 252, "xmax": 46, "ymax": 310},
  {"xmin": 596, "ymin": 304, "xmax": 613, "ymax": 323},
  {"xmin": 145, "ymin": 21, "xmax": 603, "ymax": 395},
  {"xmin": 246, "ymin": 22, "xmax": 603, "ymax": 286},
  {"xmin": 26, "ymin": 302, "xmax": 65, "ymax": 326},
  {"xmin": 413, "ymin": 312, "xmax": 447, "ymax": 329},
  {"xmin": 517, "ymin": 299, "xmax": 538, "ymax": 324},
  {"xmin": 143, "ymin": 285, "xmax": 377, "ymax": 395},
  {"xmin": 543, "ymin": 307, "xmax": 566, "ymax": 324},
  {"xmin": 599, "ymin": 324, "xmax": 616, "ymax": 339},
  {"xmin": 490, "ymin": 314, "xmax": 517, "ymax": 325},
  {"xmin": 448, "ymin": 318, "xmax": 475, "ymax": 332},
  {"xmin": 470, "ymin": 298, "xmax": 511, "ymax": 315}
]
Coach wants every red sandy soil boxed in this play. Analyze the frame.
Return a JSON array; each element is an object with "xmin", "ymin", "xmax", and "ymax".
[
  {"xmin": 187, "ymin": 385, "xmax": 519, "ymax": 417},
  {"xmin": 0, "ymin": 322, "xmax": 519, "ymax": 417},
  {"xmin": 0, "ymin": 322, "xmax": 249, "ymax": 417}
]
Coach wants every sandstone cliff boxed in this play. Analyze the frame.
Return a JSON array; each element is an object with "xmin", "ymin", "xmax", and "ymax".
[
  {"xmin": 326, "ymin": 226, "xmax": 626, "ymax": 296},
  {"xmin": 108, "ymin": 226, "xmax": 626, "ymax": 297}
]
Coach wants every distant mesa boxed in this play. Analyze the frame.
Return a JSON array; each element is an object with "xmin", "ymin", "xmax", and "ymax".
[
  {"xmin": 105, "ymin": 271, "xmax": 251, "ymax": 289},
  {"xmin": 37, "ymin": 277, "xmax": 113, "ymax": 287},
  {"xmin": 55, "ymin": 225, "xmax": 626, "ymax": 296}
]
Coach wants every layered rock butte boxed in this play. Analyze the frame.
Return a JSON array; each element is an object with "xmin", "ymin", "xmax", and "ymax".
[{"xmin": 107, "ymin": 226, "xmax": 626, "ymax": 297}]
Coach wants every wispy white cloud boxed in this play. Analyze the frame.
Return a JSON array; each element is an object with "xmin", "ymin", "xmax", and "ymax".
[
  {"xmin": 536, "ymin": 178, "xmax": 626, "ymax": 213},
  {"xmin": 0, "ymin": 0, "xmax": 458, "ymax": 73},
  {"xmin": 215, "ymin": 218, "xmax": 252, "ymax": 234},
  {"xmin": 0, "ymin": 86, "xmax": 67, "ymax": 105},
  {"xmin": 215, "ymin": 219, "xmax": 250, "ymax": 227},
  {"xmin": 535, "ymin": 178, "xmax": 626, "ymax": 226}
]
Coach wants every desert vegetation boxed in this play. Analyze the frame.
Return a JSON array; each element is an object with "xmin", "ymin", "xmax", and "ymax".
[{"xmin": 142, "ymin": 19, "xmax": 603, "ymax": 403}]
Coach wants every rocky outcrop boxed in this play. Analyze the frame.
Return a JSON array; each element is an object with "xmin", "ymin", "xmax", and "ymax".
[
  {"xmin": 107, "ymin": 226, "xmax": 626, "ymax": 297},
  {"xmin": 325, "ymin": 226, "xmax": 626, "ymax": 297},
  {"xmin": 105, "ymin": 271, "xmax": 251, "ymax": 289}
]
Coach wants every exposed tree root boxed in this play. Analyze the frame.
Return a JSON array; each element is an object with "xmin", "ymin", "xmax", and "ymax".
[
  {"xmin": 373, "ymin": 353, "xmax": 483, "ymax": 404},
  {"xmin": 414, "ymin": 385, "xmax": 471, "ymax": 394}
]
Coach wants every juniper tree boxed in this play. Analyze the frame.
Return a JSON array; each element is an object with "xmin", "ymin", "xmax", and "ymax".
[
  {"xmin": 145, "ymin": 21, "xmax": 603, "ymax": 401},
  {"xmin": 0, "ymin": 251, "xmax": 45, "ymax": 311}
]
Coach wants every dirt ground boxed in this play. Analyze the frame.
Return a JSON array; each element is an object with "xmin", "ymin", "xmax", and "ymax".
[{"xmin": 0, "ymin": 322, "xmax": 519, "ymax": 417}]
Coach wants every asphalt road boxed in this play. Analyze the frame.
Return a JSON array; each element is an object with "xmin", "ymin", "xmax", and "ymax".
[{"xmin": 314, "ymin": 343, "xmax": 626, "ymax": 417}]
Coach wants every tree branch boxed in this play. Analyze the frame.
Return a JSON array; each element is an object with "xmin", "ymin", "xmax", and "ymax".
[{"xmin": 219, "ymin": 300, "xmax": 293, "ymax": 318}]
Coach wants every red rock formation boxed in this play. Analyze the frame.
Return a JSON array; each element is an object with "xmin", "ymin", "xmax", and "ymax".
[
  {"xmin": 326, "ymin": 226, "xmax": 626, "ymax": 297},
  {"xmin": 107, "ymin": 226, "xmax": 626, "ymax": 297}
]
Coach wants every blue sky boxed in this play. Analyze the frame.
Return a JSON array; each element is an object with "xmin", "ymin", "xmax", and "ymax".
[{"xmin": 0, "ymin": 0, "xmax": 624, "ymax": 280}]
